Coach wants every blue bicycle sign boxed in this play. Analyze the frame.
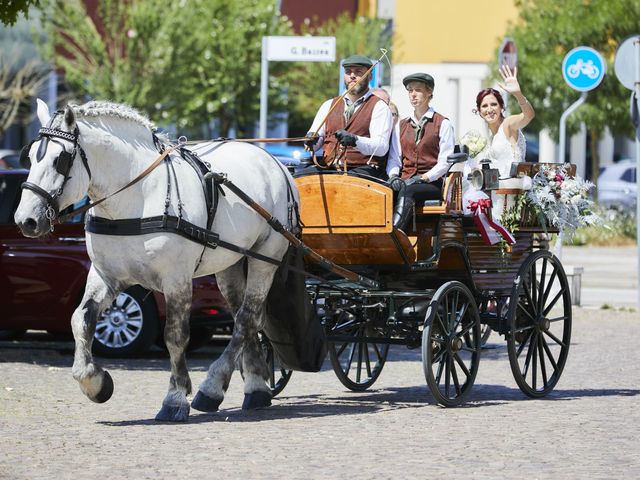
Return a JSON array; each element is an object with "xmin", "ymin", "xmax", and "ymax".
[{"xmin": 562, "ymin": 46, "xmax": 606, "ymax": 91}]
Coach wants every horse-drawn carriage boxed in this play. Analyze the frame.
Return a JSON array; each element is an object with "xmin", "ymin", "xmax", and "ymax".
[
  {"xmin": 265, "ymin": 160, "xmax": 573, "ymax": 407},
  {"xmin": 15, "ymin": 100, "xmax": 573, "ymax": 421}
]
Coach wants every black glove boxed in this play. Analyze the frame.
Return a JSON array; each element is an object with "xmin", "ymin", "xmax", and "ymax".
[
  {"xmin": 335, "ymin": 129, "xmax": 357, "ymax": 147},
  {"xmin": 388, "ymin": 175, "xmax": 405, "ymax": 192},
  {"xmin": 304, "ymin": 132, "xmax": 319, "ymax": 150}
]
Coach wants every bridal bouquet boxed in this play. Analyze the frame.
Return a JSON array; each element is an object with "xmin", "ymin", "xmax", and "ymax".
[
  {"xmin": 459, "ymin": 130, "xmax": 488, "ymax": 158},
  {"xmin": 505, "ymin": 164, "xmax": 600, "ymax": 237}
]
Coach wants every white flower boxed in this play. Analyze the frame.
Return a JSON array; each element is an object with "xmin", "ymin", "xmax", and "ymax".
[
  {"xmin": 524, "ymin": 165, "xmax": 600, "ymax": 237},
  {"xmin": 459, "ymin": 130, "xmax": 488, "ymax": 158}
]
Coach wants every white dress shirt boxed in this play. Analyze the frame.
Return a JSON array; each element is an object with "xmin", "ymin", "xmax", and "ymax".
[
  {"xmin": 386, "ymin": 107, "xmax": 455, "ymax": 181},
  {"xmin": 308, "ymin": 90, "xmax": 394, "ymax": 158}
]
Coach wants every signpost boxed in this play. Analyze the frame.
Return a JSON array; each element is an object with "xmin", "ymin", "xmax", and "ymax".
[
  {"xmin": 613, "ymin": 34, "xmax": 640, "ymax": 306},
  {"xmin": 558, "ymin": 46, "xmax": 606, "ymax": 164},
  {"xmin": 498, "ymin": 37, "xmax": 518, "ymax": 70},
  {"xmin": 556, "ymin": 47, "xmax": 606, "ymax": 260},
  {"xmin": 259, "ymin": 36, "xmax": 336, "ymax": 142}
]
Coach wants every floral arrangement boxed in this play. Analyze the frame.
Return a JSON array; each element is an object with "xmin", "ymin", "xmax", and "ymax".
[
  {"xmin": 500, "ymin": 164, "xmax": 601, "ymax": 238},
  {"xmin": 459, "ymin": 130, "xmax": 488, "ymax": 158}
]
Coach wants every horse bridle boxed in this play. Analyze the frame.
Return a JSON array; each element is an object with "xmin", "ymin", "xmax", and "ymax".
[{"xmin": 20, "ymin": 117, "xmax": 92, "ymax": 223}]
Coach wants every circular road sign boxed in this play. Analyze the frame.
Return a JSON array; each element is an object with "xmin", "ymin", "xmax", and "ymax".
[
  {"xmin": 614, "ymin": 35, "xmax": 640, "ymax": 91},
  {"xmin": 562, "ymin": 46, "xmax": 606, "ymax": 92},
  {"xmin": 499, "ymin": 37, "xmax": 517, "ymax": 70}
]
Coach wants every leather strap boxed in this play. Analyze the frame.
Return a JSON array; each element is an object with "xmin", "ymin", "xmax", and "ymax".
[{"xmin": 57, "ymin": 147, "xmax": 174, "ymax": 224}]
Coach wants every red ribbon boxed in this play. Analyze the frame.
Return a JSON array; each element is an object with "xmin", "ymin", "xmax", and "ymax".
[{"xmin": 468, "ymin": 199, "xmax": 516, "ymax": 246}]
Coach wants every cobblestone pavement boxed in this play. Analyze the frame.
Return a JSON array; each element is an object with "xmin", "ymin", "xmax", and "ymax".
[{"xmin": 1, "ymin": 308, "xmax": 638, "ymax": 480}]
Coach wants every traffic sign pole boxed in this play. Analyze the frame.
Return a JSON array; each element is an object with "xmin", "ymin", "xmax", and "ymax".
[
  {"xmin": 558, "ymin": 92, "xmax": 588, "ymax": 163},
  {"xmin": 558, "ymin": 46, "xmax": 606, "ymax": 164},
  {"xmin": 557, "ymin": 46, "xmax": 606, "ymax": 260}
]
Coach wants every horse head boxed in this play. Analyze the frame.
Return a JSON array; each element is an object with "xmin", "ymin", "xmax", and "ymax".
[{"xmin": 14, "ymin": 99, "xmax": 92, "ymax": 237}]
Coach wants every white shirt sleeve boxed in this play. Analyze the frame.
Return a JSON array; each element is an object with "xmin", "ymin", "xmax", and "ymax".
[
  {"xmin": 386, "ymin": 122, "xmax": 402, "ymax": 177},
  {"xmin": 307, "ymin": 99, "xmax": 334, "ymax": 153},
  {"xmin": 354, "ymin": 100, "xmax": 393, "ymax": 157},
  {"xmin": 425, "ymin": 118, "xmax": 455, "ymax": 182}
]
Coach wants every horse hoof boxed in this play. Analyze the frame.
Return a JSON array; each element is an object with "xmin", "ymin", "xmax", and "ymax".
[
  {"xmin": 242, "ymin": 391, "xmax": 272, "ymax": 410},
  {"xmin": 191, "ymin": 391, "xmax": 222, "ymax": 413},
  {"xmin": 90, "ymin": 371, "xmax": 114, "ymax": 404},
  {"xmin": 155, "ymin": 403, "xmax": 190, "ymax": 423}
]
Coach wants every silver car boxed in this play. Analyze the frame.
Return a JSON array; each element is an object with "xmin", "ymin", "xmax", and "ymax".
[{"xmin": 598, "ymin": 159, "xmax": 637, "ymax": 210}]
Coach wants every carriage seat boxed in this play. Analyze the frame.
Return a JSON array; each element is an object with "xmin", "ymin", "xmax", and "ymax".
[
  {"xmin": 294, "ymin": 172, "xmax": 416, "ymax": 265},
  {"xmin": 415, "ymin": 153, "xmax": 466, "ymax": 215}
]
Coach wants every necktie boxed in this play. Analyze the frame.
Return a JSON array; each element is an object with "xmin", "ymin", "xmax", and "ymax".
[
  {"xmin": 411, "ymin": 116, "xmax": 430, "ymax": 144},
  {"xmin": 344, "ymin": 98, "xmax": 363, "ymax": 123}
]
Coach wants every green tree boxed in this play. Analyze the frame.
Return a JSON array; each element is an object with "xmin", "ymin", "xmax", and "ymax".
[
  {"xmin": 38, "ymin": 0, "xmax": 292, "ymax": 137},
  {"xmin": 0, "ymin": 15, "xmax": 49, "ymax": 139},
  {"xmin": 0, "ymin": 0, "xmax": 40, "ymax": 26},
  {"xmin": 501, "ymin": 0, "xmax": 639, "ymax": 179},
  {"xmin": 286, "ymin": 13, "xmax": 393, "ymax": 137}
]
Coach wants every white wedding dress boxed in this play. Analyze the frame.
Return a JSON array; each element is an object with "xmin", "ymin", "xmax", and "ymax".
[{"xmin": 462, "ymin": 124, "xmax": 527, "ymax": 219}]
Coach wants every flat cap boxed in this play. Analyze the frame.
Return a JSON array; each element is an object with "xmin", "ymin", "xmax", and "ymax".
[
  {"xmin": 342, "ymin": 55, "xmax": 373, "ymax": 67},
  {"xmin": 402, "ymin": 73, "xmax": 435, "ymax": 89}
]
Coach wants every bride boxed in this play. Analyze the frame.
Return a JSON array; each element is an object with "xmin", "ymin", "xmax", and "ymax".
[{"xmin": 464, "ymin": 65, "xmax": 536, "ymax": 219}]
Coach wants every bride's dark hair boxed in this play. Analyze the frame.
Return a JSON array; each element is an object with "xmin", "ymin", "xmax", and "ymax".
[{"xmin": 475, "ymin": 88, "xmax": 505, "ymax": 113}]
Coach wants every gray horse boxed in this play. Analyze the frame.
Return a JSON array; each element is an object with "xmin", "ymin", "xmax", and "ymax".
[{"xmin": 14, "ymin": 99, "xmax": 298, "ymax": 422}]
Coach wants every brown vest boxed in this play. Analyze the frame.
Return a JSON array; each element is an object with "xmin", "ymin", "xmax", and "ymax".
[
  {"xmin": 399, "ymin": 112, "xmax": 446, "ymax": 180},
  {"xmin": 323, "ymin": 94, "xmax": 388, "ymax": 168}
]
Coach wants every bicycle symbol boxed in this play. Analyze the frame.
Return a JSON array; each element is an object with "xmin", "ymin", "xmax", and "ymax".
[{"xmin": 567, "ymin": 59, "xmax": 600, "ymax": 79}]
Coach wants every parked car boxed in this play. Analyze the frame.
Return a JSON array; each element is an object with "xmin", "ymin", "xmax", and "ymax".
[
  {"xmin": 0, "ymin": 169, "xmax": 232, "ymax": 357},
  {"xmin": 263, "ymin": 143, "xmax": 312, "ymax": 172},
  {"xmin": 0, "ymin": 149, "xmax": 21, "ymax": 170},
  {"xmin": 598, "ymin": 159, "xmax": 637, "ymax": 210},
  {"xmin": 523, "ymin": 132, "xmax": 539, "ymax": 163}
]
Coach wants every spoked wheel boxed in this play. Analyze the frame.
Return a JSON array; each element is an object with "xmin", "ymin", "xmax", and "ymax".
[
  {"xmin": 258, "ymin": 332, "xmax": 292, "ymax": 397},
  {"xmin": 328, "ymin": 311, "xmax": 389, "ymax": 391},
  {"xmin": 480, "ymin": 324, "xmax": 492, "ymax": 346},
  {"xmin": 507, "ymin": 250, "xmax": 572, "ymax": 397},
  {"xmin": 422, "ymin": 281, "xmax": 481, "ymax": 407}
]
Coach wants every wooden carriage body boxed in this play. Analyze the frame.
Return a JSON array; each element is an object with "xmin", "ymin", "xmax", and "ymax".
[{"xmin": 290, "ymin": 163, "xmax": 573, "ymax": 406}]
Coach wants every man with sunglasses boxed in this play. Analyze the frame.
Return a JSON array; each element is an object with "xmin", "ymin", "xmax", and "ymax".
[{"xmin": 304, "ymin": 55, "xmax": 394, "ymax": 179}]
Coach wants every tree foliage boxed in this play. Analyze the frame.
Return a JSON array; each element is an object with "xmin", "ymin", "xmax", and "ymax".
[
  {"xmin": 39, "ymin": 0, "xmax": 293, "ymax": 137},
  {"xmin": 0, "ymin": 0, "xmax": 40, "ymax": 26},
  {"xmin": 0, "ymin": 15, "xmax": 49, "ymax": 137},
  {"xmin": 502, "ymin": 0, "xmax": 639, "ymax": 141}
]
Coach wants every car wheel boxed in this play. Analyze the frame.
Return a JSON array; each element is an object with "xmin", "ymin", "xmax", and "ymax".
[{"xmin": 92, "ymin": 286, "xmax": 159, "ymax": 358}]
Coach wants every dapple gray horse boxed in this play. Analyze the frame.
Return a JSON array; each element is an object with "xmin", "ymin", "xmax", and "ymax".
[{"xmin": 14, "ymin": 99, "xmax": 298, "ymax": 422}]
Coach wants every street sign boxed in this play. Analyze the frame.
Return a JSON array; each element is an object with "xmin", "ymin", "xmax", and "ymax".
[
  {"xmin": 562, "ymin": 46, "xmax": 606, "ymax": 91},
  {"xmin": 265, "ymin": 36, "xmax": 336, "ymax": 62},
  {"xmin": 498, "ymin": 37, "xmax": 517, "ymax": 70},
  {"xmin": 338, "ymin": 60, "xmax": 382, "ymax": 95},
  {"xmin": 259, "ymin": 36, "xmax": 336, "ymax": 142},
  {"xmin": 614, "ymin": 35, "xmax": 640, "ymax": 90}
]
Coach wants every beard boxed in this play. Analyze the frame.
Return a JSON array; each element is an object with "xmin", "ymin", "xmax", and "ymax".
[{"xmin": 345, "ymin": 76, "xmax": 370, "ymax": 96}]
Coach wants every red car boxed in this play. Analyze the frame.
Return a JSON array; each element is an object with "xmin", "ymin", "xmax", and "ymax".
[{"xmin": 0, "ymin": 169, "xmax": 232, "ymax": 357}]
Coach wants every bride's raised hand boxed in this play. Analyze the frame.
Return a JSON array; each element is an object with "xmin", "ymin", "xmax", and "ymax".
[{"xmin": 497, "ymin": 65, "xmax": 521, "ymax": 95}]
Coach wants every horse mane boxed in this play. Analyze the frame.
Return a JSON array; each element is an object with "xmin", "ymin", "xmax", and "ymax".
[{"xmin": 70, "ymin": 100, "xmax": 157, "ymax": 132}]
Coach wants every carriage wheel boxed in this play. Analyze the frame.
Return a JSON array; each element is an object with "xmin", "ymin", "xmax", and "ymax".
[
  {"xmin": 422, "ymin": 281, "xmax": 481, "ymax": 407},
  {"xmin": 328, "ymin": 312, "xmax": 389, "ymax": 392},
  {"xmin": 258, "ymin": 333, "xmax": 292, "ymax": 397},
  {"xmin": 480, "ymin": 324, "xmax": 493, "ymax": 346},
  {"xmin": 507, "ymin": 250, "xmax": 571, "ymax": 397}
]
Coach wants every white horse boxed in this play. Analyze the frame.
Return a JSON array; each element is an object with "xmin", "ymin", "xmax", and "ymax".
[{"xmin": 14, "ymin": 99, "xmax": 298, "ymax": 422}]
